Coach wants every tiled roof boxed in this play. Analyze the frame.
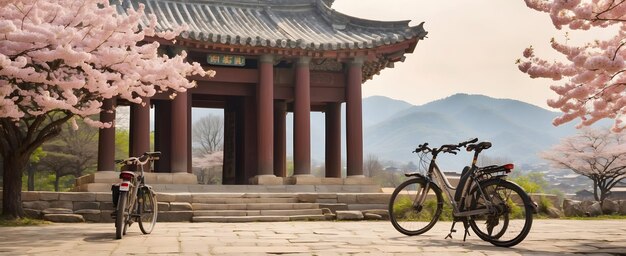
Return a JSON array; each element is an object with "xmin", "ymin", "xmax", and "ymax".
[{"xmin": 115, "ymin": 0, "xmax": 427, "ymax": 51}]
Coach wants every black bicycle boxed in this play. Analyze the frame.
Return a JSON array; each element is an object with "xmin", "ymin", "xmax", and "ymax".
[
  {"xmin": 388, "ymin": 139, "xmax": 536, "ymax": 247},
  {"xmin": 112, "ymin": 152, "xmax": 160, "ymax": 239}
]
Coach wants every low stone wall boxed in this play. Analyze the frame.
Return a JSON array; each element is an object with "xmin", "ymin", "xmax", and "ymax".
[{"xmin": 562, "ymin": 199, "xmax": 626, "ymax": 217}]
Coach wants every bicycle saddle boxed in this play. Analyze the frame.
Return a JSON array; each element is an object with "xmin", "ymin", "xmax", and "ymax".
[{"xmin": 466, "ymin": 142, "xmax": 492, "ymax": 152}]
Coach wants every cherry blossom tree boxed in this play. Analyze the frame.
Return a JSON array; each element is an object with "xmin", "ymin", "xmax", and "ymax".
[
  {"xmin": 192, "ymin": 151, "xmax": 223, "ymax": 184},
  {"xmin": 0, "ymin": 0, "xmax": 213, "ymax": 218},
  {"xmin": 519, "ymin": 0, "xmax": 626, "ymax": 132},
  {"xmin": 541, "ymin": 128, "xmax": 626, "ymax": 206}
]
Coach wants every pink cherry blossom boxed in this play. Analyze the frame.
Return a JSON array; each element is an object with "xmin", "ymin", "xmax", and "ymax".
[
  {"xmin": 521, "ymin": 0, "xmax": 626, "ymax": 132},
  {"xmin": 0, "ymin": 0, "xmax": 215, "ymax": 218}
]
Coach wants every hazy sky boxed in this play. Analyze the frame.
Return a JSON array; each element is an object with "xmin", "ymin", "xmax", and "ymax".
[{"xmin": 332, "ymin": 0, "xmax": 612, "ymax": 110}]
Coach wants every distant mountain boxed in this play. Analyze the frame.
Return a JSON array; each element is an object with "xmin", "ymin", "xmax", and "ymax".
[{"xmin": 363, "ymin": 93, "xmax": 579, "ymax": 171}]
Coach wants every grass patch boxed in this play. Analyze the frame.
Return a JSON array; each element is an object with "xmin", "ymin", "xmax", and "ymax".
[{"xmin": 0, "ymin": 217, "xmax": 51, "ymax": 227}]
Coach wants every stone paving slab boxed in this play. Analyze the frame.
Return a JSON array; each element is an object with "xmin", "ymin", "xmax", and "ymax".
[{"xmin": 0, "ymin": 220, "xmax": 624, "ymax": 255}]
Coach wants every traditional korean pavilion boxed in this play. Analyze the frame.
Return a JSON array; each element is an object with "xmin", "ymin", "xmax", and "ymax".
[{"xmin": 95, "ymin": 0, "xmax": 427, "ymax": 186}]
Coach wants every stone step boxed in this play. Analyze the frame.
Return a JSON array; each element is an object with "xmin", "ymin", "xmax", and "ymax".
[
  {"xmin": 192, "ymin": 215, "xmax": 326, "ymax": 223},
  {"xmin": 192, "ymin": 203, "xmax": 319, "ymax": 211},
  {"xmin": 193, "ymin": 209, "xmax": 323, "ymax": 217},
  {"xmin": 191, "ymin": 197, "xmax": 298, "ymax": 204}
]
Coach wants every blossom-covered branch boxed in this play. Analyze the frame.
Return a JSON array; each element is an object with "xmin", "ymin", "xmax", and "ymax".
[{"xmin": 519, "ymin": 0, "xmax": 626, "ymax": 132}]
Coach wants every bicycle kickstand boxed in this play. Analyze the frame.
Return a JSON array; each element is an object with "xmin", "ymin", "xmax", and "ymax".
[
  {"xmin": 462, "ymin": 221, "xmax": 471, "ymax": 242},
  {"xmin": 445, "ymin": 222, "xmax": 457, "ymax": 239}
]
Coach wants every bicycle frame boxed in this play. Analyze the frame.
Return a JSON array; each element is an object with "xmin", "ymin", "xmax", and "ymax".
[
  {"xmin": 416, "ymin": 154, "xmax": 495, "ymax": 219},
  {"xmin": 117, "ymin": 157, "xmax": 149, "ymax": 221}
]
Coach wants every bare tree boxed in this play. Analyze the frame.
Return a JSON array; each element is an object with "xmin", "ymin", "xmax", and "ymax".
[
  {"xmin": 541, "ymin": 128, "xmax": 626, "ymax": 206},
  {"xmin": 37, "ymin": 122, "xmax": 99, "ymax": 191},
  {"xmin": 364, "ymin": 154, "xmax": 384, "ymax": 177},
  {"xmin": 192, "ymin": 115, "xmax": 224, "ymax": 155}
]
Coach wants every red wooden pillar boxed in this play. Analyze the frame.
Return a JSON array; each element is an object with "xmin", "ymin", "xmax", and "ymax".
[
  {"xmin": 257, "ymin": 54, "xmax": 275, "ymax": 176},
  {"xmin": 325, "ymin": 102, "xmax": 342, "ymax": 178},
  {"xmin": 171, "ymin": 91, "xmax": 190, "ymax": 173},
  {"xmin": 129, "ymin": 98, "xmax": 151, "ymax": 157},
  {"xmin": 346, "ymin": 58, "xmax": 364, "ymax": 177},
  {"xmin": 293, "ymin": 56, "xmax": 311, "ymax": 176},
  {"xmin": 97, "ymin": 98, "xmax": 116, "ymax": 172},
  {"xmin": 274, "ymin": 100, "xmax": 287, "ymax": 177},
  {"xmin": 154, "ymin": 100, "xmax": 171, "ymax": 173}
]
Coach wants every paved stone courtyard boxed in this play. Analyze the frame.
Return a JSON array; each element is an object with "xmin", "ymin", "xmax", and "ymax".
[{"xmin": 0, "ymin": 220, "xmax": 624, "ymax": 255}]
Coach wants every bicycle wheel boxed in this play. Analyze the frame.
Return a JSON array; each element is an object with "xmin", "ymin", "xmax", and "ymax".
[
  {"xmin": 138, "ymin": 187, "xmax": 158, "ymax": 234},
  {"xmin": 115, "ymin": 191, "xmax": 128, "ymax": 239},
  {"xmin": 388, "ymin": 177, "xmax": 443, "ymax": 236},
  {"xmin": 468, "ymin": 179, "xmax": 533, "ymax": 247}
]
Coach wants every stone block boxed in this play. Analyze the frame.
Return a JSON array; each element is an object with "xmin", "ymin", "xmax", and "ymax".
[
  {"xmin": 23, "ymin": 201, "xmax": 50, "ymax": 211},
  {"xmin": 249, "ymin": 175, "xmax": 284, "ymax": 185},
  {"xmin": 95, "ymin": 192, "xmax": 114, "ymax": 202},
  {"xmin": 585, "ymin": 201, "xmax": 603, "ymax": 217},
  {"xmin": 348, "ymin": 204, "xmax": 388, "ymax": 211},
  {"xmin": 172, "ymin": 173, "xmax": 198, "ymax": 184},
  {"xmin": 101, "ymin": 210, "xmax": 115, "ymax": 223},
  {"xmin": 619, "ymin": 200, "xmax": 626, "ymax": 215},
  {"xmin": 143, "ymin": 172, "xmax": 158, "ymax": 184},
  {"xmin": 319, "ymin": 203, "xmax": 349, "ymax": 213},
  {"xmin": 156, "ymin": 173, "xmax": 174, "ymax": 184},
  {"xmin": 336, "ymin": 210, "xmax": 364, "ymax": 220},
  {"xmin": 50, "ymin": 201, "xmax": 73, "ymax": 209},
  {"xmin": 363, "ymin": 213, "xmax": 383, "ymax": 220},
  {"xmin": 314, "ymin": 193, "xmax": 337, "ymax": 199},
  {"xmin": 175, "ymin": 193, "xmax": 192, "ymax": 203},
  {"xmin": 44, "ymin": 214, "xmax": 85, "ymax": 223},
  {"xmin": 42, "ymin": 208, "xmax": 73, "ymax": 215},
  {"xmin": 59, "ymin": 192, "xmax": 96, "ymax": 202},
  {"xmin": 39, "ymin": 192, "xmax": 59, "ymax": 201},
  {"xmin": 284, "ymin": 176, "xmax": 322, "ymax": 185},
  {"xmin": 362, "ymin": 209, "xmax": 389, "ymax": 220},
  {"xmin": 21, "ymin": 191, "xmax": 39, "ymax": 201},
  {"xmin": 337, "ymin": 194, "xmax": 357, "ymax": 204},
  {"xmin": 77, "ymin": 183, "xmax": 113, "ymax": 192},
  {"xmin": 343, "ymin": 176, "xmax": 375, "ymax": 185},
  {"xmin": 297, "ymin": 194, "xmax": 318, "ymax": 203},
  {"xmin": 170, "ymin": 202, "xmax": 192, "ymax": 211},
  {"xmin": 356, "ymin": 193, "xmax": 389, "ymax": 204},
  {"xmin": 563, "ymin": 199, "xmax": 583, "ymax": 217},
  {"xmin": 155, "ymin": 193, "xmax": 177, "ymax": 202},
  {"xmin": 100, "ymin": 202, "xmax": 115, "ymax": 211},
  {"xmin": 92, "ymin": 171, "xmax": 119, "ymax": 183},
  {"xmin": 602, "ymin": 199, "xmax": 619, "ymax": 214},
  {"xmin": 23, "ymin": 209, "xmax": 41, "ymax": 219},
  {"xmin": 75, "ymin": 209, "xmax": 101, "ymax": 222},
  {"xmin": 158, "ymin": 202, "xmax": 170, "ymax": 211},
  {"xmin": 75, "ymin": 173, "xmax": 95, "ymax": 186},
  {"xmin": 320, "ymin": 178, "xmax": 343, "ymax": 185},
  {"xmin": 74, "ymin": 202, "xmax": 100, "ymax": 211},
  {"xmin": 316, "ymin": 199, "xmax": 338, "ymax": 203},
  {"xmin": 157, "ymin": 211, "xmax": 193, "ymax": 222}
]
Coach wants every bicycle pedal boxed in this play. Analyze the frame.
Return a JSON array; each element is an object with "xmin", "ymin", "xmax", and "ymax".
[{"xmin": 445, "ymin": 233, "xmax": 453, "ymax": 239}]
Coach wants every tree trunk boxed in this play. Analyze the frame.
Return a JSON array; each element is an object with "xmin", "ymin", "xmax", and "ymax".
[
  {"xmin": 27, "ymin": 163, "xmax": 35, "ymax": 191},
  {"xmin": 2, "ymin": 153, "xmax": 28, "ymax": 219},
  {"xmin": 54, "ymin": 173, "xmax": 60, "ymax": 192}
]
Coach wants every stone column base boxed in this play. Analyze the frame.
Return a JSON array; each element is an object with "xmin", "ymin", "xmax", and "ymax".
[
  {"xmin": 249, "ymin": 175, "xmax": 284, "ymax": 185},
  {"xmin": 344, "ymin": 176, "xmax": 376, "ymax": 185}
]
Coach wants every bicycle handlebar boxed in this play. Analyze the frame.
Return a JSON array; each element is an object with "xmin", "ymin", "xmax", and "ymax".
[
  {"xmin": 116, "ymin": 151, "xmax": 161, "ymax": 166},
  {"xmin": 413, "ymin": 138, "xmax": 479, "ymax": 156}
]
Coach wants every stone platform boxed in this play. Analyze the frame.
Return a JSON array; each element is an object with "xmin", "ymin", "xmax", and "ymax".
[{"xmin": 72, "ymin": 171, "xmax": 380, "ymax": 193}]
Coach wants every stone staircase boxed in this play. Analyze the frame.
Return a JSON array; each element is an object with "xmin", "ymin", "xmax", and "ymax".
[
  {"xmin": 156, "ymin": 193, "xmax": 339, "ymax": 222},
  {"xmin": 191, "ymin": 193, "xmax": 328, "ymax": 222}
]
